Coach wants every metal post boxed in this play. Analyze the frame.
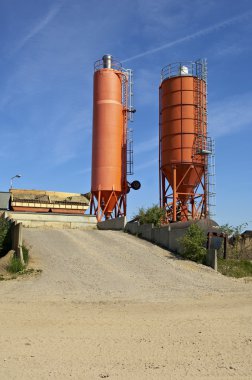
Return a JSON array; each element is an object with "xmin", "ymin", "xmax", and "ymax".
[
  {"xmin": 97, "ymin": 190, "xmax": 101, "ymax": 222},
  {"xmin": 224, "ymin": 235, "xmax": 227, "ymax": 259},
  {"xmin": 173, "ymin": 166, "xmax": 177, "ymax": 222},
  {"xmin": 191, "ymin": 197, "xmax": 195, "ymax": 219}
]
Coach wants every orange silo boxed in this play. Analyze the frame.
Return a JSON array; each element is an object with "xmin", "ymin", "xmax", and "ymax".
[
  {"xmin": 90, "ymin": 55, "xmax": 140, "ymax": 221},
  {"xmin": 159, "ymin": 60, "xmax": 214, "ymax": 222}
]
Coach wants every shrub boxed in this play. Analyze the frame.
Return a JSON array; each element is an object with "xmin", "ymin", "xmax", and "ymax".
[
  {"xmin": 0, "ymin": 218, "xmax": 12, "ymax": 257},
  {"xmin": 135, "ymin": 205, "xmax": 166, "ymax": 227},
  {"xmin": 6, "ymin": 246, "xmax": 29, "ymax": 274},
  {"xmin": 180, "ymin": 223, "xmax": 207, "ymax": 263},
  {"xmin": 220, "ymin": 222, "xmax": 249, "ymax": 259},
  {"xmin": 7, "ymin": 256, "xmax": 25, "ymax": 273}
]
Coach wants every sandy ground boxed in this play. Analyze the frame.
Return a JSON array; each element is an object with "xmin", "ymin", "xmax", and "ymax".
[{"xmin": 0, "ymin": 228, "xmax": 251, "ymax": 379}]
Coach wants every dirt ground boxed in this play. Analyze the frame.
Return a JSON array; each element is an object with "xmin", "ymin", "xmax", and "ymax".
[{"xmin": 0, "ymin": 228, "xmax": 251, "ymax": 379}]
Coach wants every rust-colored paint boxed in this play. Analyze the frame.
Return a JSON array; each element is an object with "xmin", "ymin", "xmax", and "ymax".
[
  {"xmin": 11, "ymin": 207, "xmax": 85, "ymax": 214},
  {"xmin": 12, "ymin": 207, "xmax": 50, "ymax": 213},
  {"xmin": 160, "ymin": 74, "xmax": 208, "ymax": 221},
  {"xmin": 91, "ymin": 68, "xmax": 126, "ymax": 218}
]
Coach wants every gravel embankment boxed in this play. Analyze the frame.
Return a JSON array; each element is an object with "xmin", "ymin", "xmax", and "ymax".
[{"xmin": 0, "ymin": 228, "xmax": 251, "ymax": 379}]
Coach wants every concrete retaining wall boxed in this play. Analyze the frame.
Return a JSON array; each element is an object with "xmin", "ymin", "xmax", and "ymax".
[
  {"xmin": 5, "ymin": 212, "xmax": 97, "ymax": 230},
  {"xmin": 97, "ymin": 217, "xmax": 126, "ymax": 230},
  {"xmin": 152, "ymin": 225, "xmax": 170, "ymax": 248},
  {"xmin": 138, "ymin": 223, "xmax": 153, "ymax": 240},
  {"xmin": 11, "ymin": 222, "xmax": 24, "ymax": 264},
  {"xmin": 1, "ymin": 213, "xmax": 24, "ymax": 263},
  {"xmin": 125, "ymin": 221, "xmax": 186, "ymax": 254},
  {"xmin": 124, "ymin": 220, "xmax": 218, "ymax": 270},
  {"xmin": 124, "ymin": 221, "xmax": 140, "ymax": 235}
]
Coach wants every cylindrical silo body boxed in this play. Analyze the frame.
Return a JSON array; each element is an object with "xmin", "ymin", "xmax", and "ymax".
[
  {"xmin": 91, "ymin": 56, "xmax": 127, "ymax": 219},
  {"xmin": 159, "ymin": 60, "xmax": 209, "ymax": 221}
]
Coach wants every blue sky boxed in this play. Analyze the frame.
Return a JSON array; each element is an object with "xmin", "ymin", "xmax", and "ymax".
[{"xmin": 1, "ymin": 0, "xmax": 252, "ymax": 229}]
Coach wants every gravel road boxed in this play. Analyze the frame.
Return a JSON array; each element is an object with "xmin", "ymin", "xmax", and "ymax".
[{"xmin": 0, "ymin": 228, "xmax": 251, "ymax": 379}]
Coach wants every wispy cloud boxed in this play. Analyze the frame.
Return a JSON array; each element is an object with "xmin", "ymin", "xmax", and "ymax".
[
  {"xmin": 215, "ymin": 43, "xmax": 250, "ymax": 58},
  {"xmin": 209, "ymin": 92, "xmax": 252, "ymax": 138},
  {"xmin": 13, "ymin": 0, "xmax": 66, "ymax": 54},
  {"xmin": 49, "ymin": 109, "xmax": 91, "ymax": 166},
  {"xmin": 122, "ymin": 10, "xmax": 252, "ymax": 63},
  {"xmin": 76, "ymin": 168, "xmax": 91, "ymax": 175},
  {"xmin": 134, "ymin": 68, "xmax": 160, "ymax": 107},
  {"xmin": 135, "ymin": 137, "xmax": 158, "ymax": 155},
  {"xmin": 134, "ymin": 158, "xmax": 158, "ymax": 171}
]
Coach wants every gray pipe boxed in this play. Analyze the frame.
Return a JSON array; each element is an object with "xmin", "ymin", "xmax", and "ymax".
[{"xmin": 102, "ymin": 54, "xmax": 112, "ymax": 69}]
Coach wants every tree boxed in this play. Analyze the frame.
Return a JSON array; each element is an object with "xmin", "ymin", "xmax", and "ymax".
[
  {"xmin": 220, "ymin": 222, "xmax": 248, "ymax": 257},
  {"xmin": 220, "ymin": 222, "xmax": 248, "ymax": 237},
  {"xmin": 135, "ymin": 205, "xmax": 166, "ymax": 227}
]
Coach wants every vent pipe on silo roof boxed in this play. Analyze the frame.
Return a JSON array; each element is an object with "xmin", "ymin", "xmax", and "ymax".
[{"xmin": 102, "ymin": 54, "xmax": 112, "ymax": 69}]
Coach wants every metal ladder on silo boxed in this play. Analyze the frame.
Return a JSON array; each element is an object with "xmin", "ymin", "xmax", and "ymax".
[
  {"xmin": 205, "ymin": 138, "xmax": 216, "ymax": 217},
  {"xmin": 123, "ymin": 69, "xmax": 134, "ymax": 175},
  {"xmin": 126, "ymin": 128, "xmax": 134, "ymax": 175},
  {"xmin": 193, "ymin": 60, "xmax": 208, "ymax": 155},
  {"xmin": 192, "ymin": 61, "xmax": 216, "ymax": 216}
]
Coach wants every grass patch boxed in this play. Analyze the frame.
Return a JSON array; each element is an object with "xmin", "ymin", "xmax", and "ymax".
[
  {"xmin": 21, "ymin": 268, "xmax": 43, "ymax": 275},
  {"xmin": 218, "ymin": 258, "xmax": 252, "ymax": 278},
  {"xmin": 6, "ymin": 245, "xmax": 29, "ymax": 274},
  {"xmin": 22, "ymin": 245, "xmax": 29, "ymax": 264},
  {"xmin": 6, "ymin": 256, "xmax": 25, "ymax": 273}
]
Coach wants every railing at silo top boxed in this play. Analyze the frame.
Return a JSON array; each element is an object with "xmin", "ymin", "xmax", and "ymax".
[
  {"xmin": 161, "ymin": 60, "xmax": 207, "ymax": 82},
  {"xmin": 94, "ymin": 57, "xmax": 123, "ymax": 72},
  {"xmin": 94, "ymin": 59, "xmax": 135, "ymax": 118}
]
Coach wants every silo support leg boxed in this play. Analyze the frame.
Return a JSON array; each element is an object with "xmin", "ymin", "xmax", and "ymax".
[
  {"xmin": 97, "ymin": 190, "xmax": 101, "ymax": 222},
  {"xmin": 173, "ymin": 166, "xmax": 177, "ymax": 222}
]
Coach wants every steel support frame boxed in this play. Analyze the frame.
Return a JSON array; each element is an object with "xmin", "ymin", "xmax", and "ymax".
[
  {"xmin": 90, "ymin": 190, "xmax": 126, "ymax": 222},
  {"xmin": 159, "ymin": 164, "xmax": 208, "ymax": 223}
]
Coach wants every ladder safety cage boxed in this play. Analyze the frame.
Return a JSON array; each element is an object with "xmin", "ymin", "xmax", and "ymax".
[
  {"xmin": 206, "ymin": 138, "xmax": 216, "ymax": 217},
  {"xmin": 126, "ymin": 69, "xmax": 135, "ymax": 122},
  {"xmin": 124, "ymin": 69, "xmax": 134, "ymax": 175},
  {"xmin": 127, "ymin": 128, "xmax": 134, "ymax": 175}
]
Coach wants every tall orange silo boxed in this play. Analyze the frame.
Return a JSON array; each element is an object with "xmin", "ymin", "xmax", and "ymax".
[
  {"xmin": 90, "ymin": 55, "xmax": 140, "ymax": 221},
  {"xmin": 159, "ymin": 60, "xmax": 215, "ymax": 222}
]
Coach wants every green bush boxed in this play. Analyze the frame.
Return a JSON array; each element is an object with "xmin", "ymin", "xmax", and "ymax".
[
  {"xmin": 180, "ymin": 223, "xmax": 207, "ymax": 263},
  {"xmin": 7, "ymin": 256, "xmax": 25, "ymax": 273},
  {"xmin": 6, "ymin": 246, "xmax": 29, "ymax": 274},
  {"xmin": 135, "ymin": 205, "xmax": 166, "ymax": 227},
  {"xmin": 0, "ymin": 218, "xmax": 12, "ymax": 257}
]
